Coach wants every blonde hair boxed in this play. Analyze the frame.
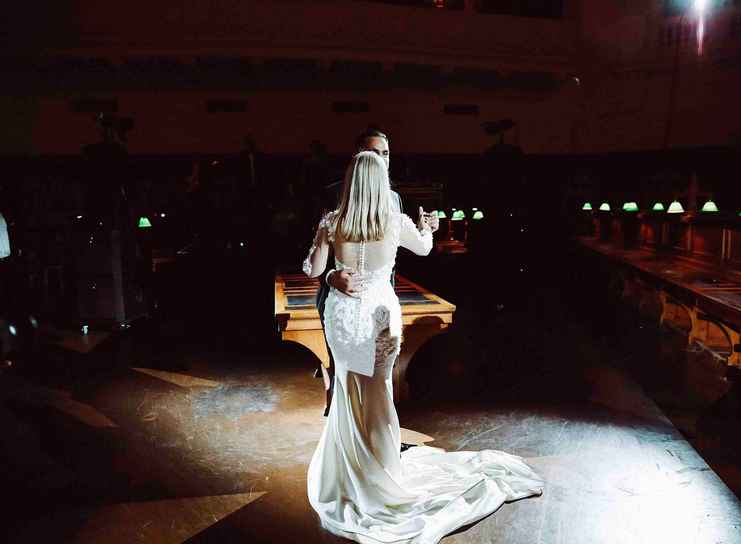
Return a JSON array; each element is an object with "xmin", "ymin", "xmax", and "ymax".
[{"xmin": 337, "ymin": 151, "xmax": 391, "ymax": 242}]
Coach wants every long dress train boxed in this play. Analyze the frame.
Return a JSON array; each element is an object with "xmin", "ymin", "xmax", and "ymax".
[{"xmin": 304, "ymin": 211, "xmax": 544, "ymax": 544}]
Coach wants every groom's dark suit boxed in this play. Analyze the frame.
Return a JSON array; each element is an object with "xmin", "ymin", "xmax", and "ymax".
[{"xmin": 315, "ymin": 182, "xmax": 403, "ymax": 415}]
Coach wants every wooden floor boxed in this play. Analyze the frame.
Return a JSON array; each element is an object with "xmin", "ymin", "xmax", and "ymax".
[{"xmin": 3, "ymin": 320, "xmax": 741, "ymax": 542}]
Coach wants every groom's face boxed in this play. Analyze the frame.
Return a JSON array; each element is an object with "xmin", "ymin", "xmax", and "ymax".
[{"xmin": 360, "ymin": 137, "xmax": 390, "ymax": 171}]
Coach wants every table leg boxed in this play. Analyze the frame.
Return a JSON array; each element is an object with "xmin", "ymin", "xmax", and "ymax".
[
  {"xmin": 393, "ymin": 323, "xmax": 449, "ymax": 403},
  {"xmin": 282, "ymin": 329, "xmax": 330, "ymax": 387}
]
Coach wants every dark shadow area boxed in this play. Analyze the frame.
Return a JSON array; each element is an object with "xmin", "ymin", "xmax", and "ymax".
[{"xmin": 3, "ymin": 144, "xmax": 741, "ymax": 541}]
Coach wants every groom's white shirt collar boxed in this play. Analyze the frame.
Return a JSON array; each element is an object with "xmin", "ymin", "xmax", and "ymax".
[{"xmin": 0, "ymin": 213, "xmax": 10, "ymax": 259}]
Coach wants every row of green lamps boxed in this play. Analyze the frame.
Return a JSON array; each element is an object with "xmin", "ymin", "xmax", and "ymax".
[
  {"xmin": 138, "ymin": 213, "xmax": 169, "ymax": 229},
  {"xmin": 582, "ymin": 200, "xmax": 721, "ymax": 214},
  {"xmin": 140, "ymin": 211, "xmax": 485, "ymax": 229},
  {"xmin": 433, "ymin": 208, "xmax": 485, "ymax": 221}
]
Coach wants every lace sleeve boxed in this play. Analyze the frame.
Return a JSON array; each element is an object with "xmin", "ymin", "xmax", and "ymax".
[
  {"xmin": 302, "ymin": 211, "xmax": 336, "ymax": 277},
  {"xmin": 399, "ymin": 213, "xmax": 433, "ymax": 256},
  {"xmin": 322, "ymin": 210, "xmax": 337, "ymax": 243}
]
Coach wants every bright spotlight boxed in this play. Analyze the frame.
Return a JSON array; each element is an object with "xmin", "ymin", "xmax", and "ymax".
[{"xmin": 694, "ymin": 0, "xmax": 707, "ymax": 14}]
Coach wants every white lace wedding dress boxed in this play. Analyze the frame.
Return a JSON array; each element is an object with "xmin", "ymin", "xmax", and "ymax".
[{"xmin": 303, "ymin": 210, "xmax": 544, "ymax": 544}]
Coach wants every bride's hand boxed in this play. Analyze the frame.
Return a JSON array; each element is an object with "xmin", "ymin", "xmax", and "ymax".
[
  {"xmin": 417, "ymin": 206, "xmax": 434, "ymax": 232},
  {"xmin": 428, "ymin": 213, "xmax": 439, "ymax": 233},
  {"xmin": 328, "ymin": 268, "xmax": 363, "ymax": 298}
]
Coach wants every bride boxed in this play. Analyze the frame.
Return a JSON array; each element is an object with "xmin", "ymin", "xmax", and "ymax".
[{"xmin": 303, "ymin": 151, "xmax": 544, "ymax": 544}]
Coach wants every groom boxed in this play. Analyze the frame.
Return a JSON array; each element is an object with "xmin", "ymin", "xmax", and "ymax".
[{"xmin": 315, "ymin": 128, "xmax": 438, "ymax": 416}]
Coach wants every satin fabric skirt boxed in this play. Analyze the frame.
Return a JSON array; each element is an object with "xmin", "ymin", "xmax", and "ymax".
[{"xmin": 307, "ymin": 289, "xmax": 544, "ymax": 544}]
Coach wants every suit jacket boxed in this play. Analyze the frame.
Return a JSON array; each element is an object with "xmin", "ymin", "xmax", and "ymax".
[{"xmin": 315, "ymin": 187, "xmax": 403, "ymax": 321}]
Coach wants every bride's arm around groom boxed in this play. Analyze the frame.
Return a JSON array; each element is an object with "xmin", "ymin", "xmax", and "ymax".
[{"xmin": 303, "ymin": 212, "xmax": 332, "ymax": 278}]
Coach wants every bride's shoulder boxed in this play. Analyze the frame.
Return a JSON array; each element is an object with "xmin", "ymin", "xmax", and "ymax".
[
  {"xmin": 320, "ymin": 209, "xmax": 339, "ymax": 226},
  {"xmin": 397, "ymin": 211, "xmax": 414, "ymax": 224},
  {"xmin": 386, "ymin": 210, "xmax": 407, "ymax": 237},
  {"xmin": 386, "ymin": 209, "xmax": 402, "ymax": 221}
]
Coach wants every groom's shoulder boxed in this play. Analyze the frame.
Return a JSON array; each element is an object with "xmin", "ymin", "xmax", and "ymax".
[
  {"xmin": 390, "ymin": 187, "xmax": 403, "ymax": 212},
  {"xmin": 323, "ymin": 179, "xmax": 343, "ymax": 208}
]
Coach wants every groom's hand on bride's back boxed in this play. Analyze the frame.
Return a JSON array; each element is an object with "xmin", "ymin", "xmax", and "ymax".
[{"xmin": 328, "ymin": 269, "xmax": 363, "ymax": 298}]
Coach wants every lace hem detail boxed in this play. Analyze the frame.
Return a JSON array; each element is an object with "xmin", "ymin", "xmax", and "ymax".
[{"xmin": 375, "ymin": 326, "xmax": 401, "ymax": 369}]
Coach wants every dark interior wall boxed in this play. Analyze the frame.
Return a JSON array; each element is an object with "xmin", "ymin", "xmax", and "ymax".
[
  {"xmin": 1, "ymin": 0, "xmax": 580, "ymax": 156},
  {"xmin": 4, "ymin": 1, "xmax": 741, "ymax": 156},
  {"xmin": 6, "ymin": 86, "xmax": 575, "ymax": 156},
  {"xmin": 573, "ymin": 0, "xmax": 741, "ymax": 153},
  {"xmin": 2, "ymin": 2, "xmax": 78, "ymax": 53}
]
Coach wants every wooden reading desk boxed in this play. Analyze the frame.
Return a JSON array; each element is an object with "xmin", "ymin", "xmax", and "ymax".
[
  {"xmin": 579, "ymin": 236, "xmax": 741, "ymax": 366},
  {"xmin": 275, "ymin": 273, "xmax": 455, "ymax": 401}
]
